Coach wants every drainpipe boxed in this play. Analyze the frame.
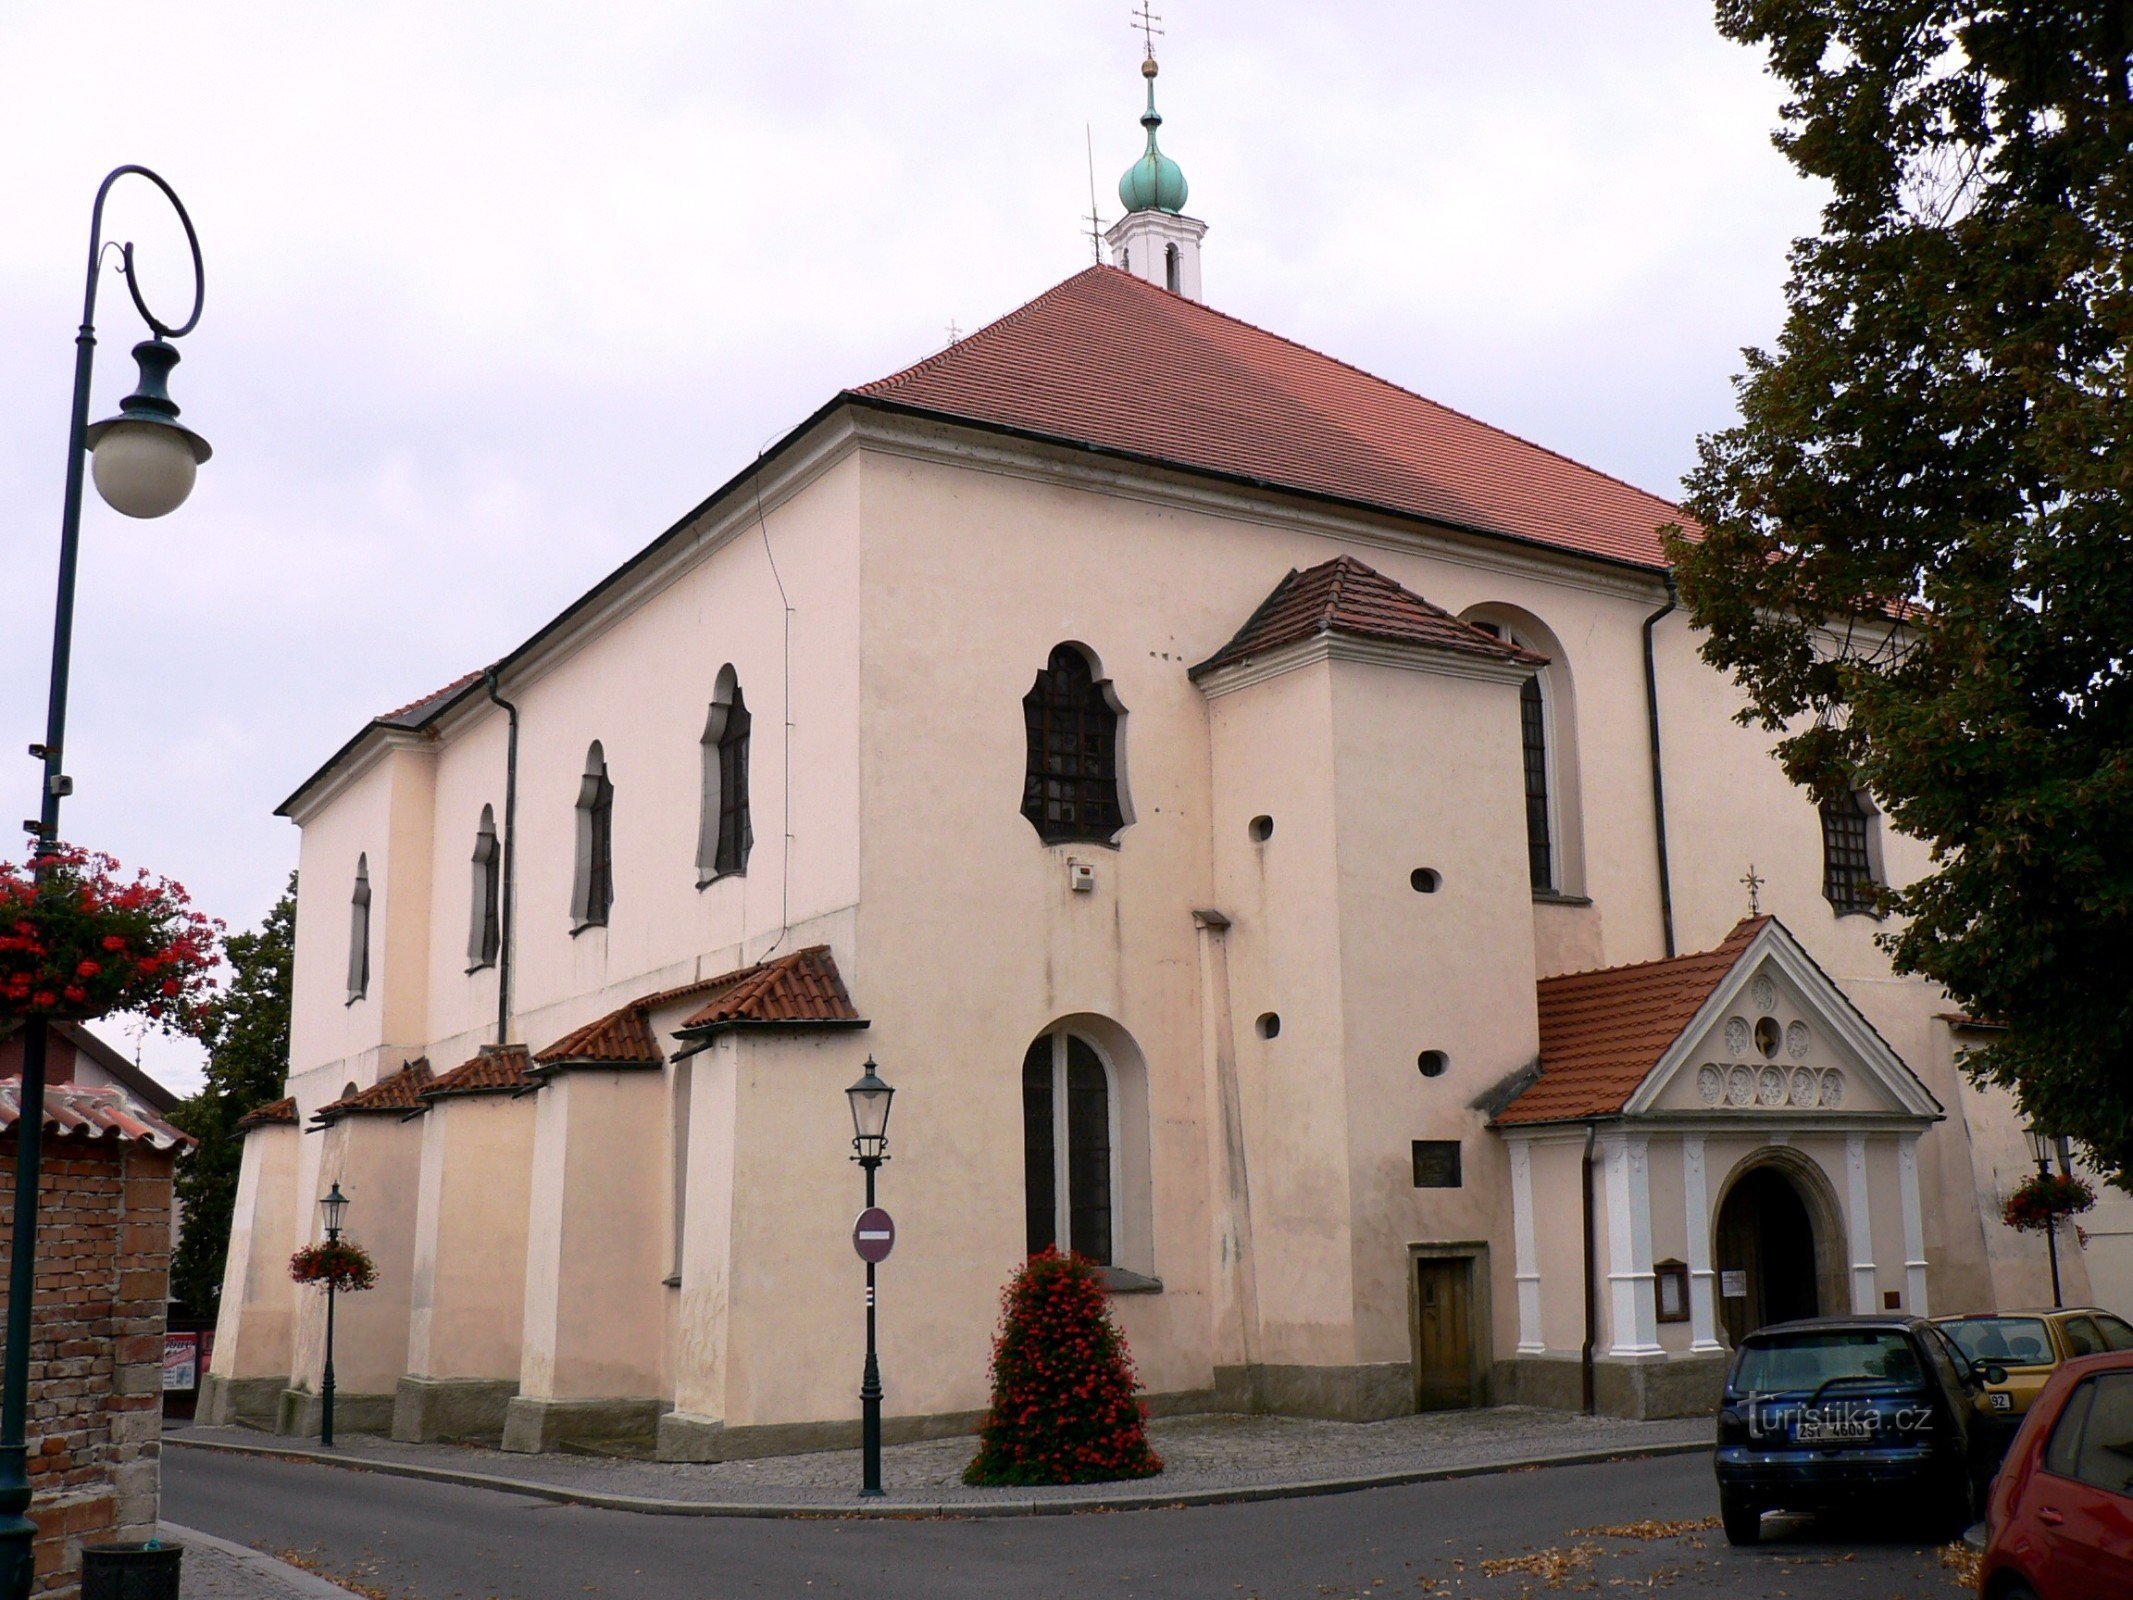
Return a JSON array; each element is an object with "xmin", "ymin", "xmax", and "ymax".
[
  {"xmin": 483, "ymin": 668, "xmax": 520, "ymax": 1047},
  {"xmin": 1641, "ymin": 572, "xmax": 1679, "ymax": 957},
  {"xmin": 1581, "ymin": 1121, "xmax": 1599, "ymax": 1414}
]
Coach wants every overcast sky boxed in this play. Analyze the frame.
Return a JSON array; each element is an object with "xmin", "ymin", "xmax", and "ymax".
[{"xmin": 0, "ymin": 2, "xmax": 1820, "ymax": 1092}]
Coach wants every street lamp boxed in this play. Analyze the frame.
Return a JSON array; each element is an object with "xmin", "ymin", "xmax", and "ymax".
[
  {"xmin": 319, "ymin": 1185, "xmax": 349, "ymax": 1447},
  {"xmin": 845, "ymin": 1061, "xmax": 895, "ymax": 1498},
  {"xmin": 0, "ymin": 166, "xmax": 208, "ymax": 1600},
  {"xmin": 2026, "ymin": 1128, "xmax": 2064, "ymax": 1309}
]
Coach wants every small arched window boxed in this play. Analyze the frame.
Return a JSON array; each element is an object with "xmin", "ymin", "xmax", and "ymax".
[
  {"xmin": 1821, "ymin": 788, "xmax": 1882, "ymax": 915},
  {"xmin": 468, "ymin": 805, "xmax": 501, "ymax": 970},
  {"xmin": 571, "ymin": 742, "xmax": 614, "ymax": 930},
  {"xmin": 346, "ymin": 855, "xmax": 371, "ymax": 1003},
  {"xmin": 1164, "ymin": 243, "xmax": 1181, "ymax": 293},
  {"xmin": 1519, "ymin": 673, "xmax": 1553, "ymax": 892},
  {"xmin": 1020, "ymin": 645, "xmax": 1126, "ymax": 844},
  {"xmin": 698, "ymin": 668, "xmax": 752, "ymax": 884},
  {"xmin": 1022, "ymin": 1028, "xmax": 1115, "ymax": 1264}
]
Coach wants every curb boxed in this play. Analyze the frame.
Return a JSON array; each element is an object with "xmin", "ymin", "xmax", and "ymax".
[
  {"xmin": 166, "ymin": 1434, "xmax": 1713, "ymax": 1519},
  {"xmin": 158, "ymin": 1521, "xmax": 360, "ymax": 1599}
]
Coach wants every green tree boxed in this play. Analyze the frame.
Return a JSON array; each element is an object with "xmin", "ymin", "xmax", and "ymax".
[
  {"xmin": 1674, "ymin": 4, "xmax": 2132, "ymax": 1174},
  {"xmin": 170, "ymin": 874, "xmax": 295, "ymax": 1315}
]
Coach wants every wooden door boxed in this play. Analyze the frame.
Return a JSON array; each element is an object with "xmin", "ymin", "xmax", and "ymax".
[{"xmin": 1414, "ymin": 1257, "xmax": 1473, "ymax": 1410}]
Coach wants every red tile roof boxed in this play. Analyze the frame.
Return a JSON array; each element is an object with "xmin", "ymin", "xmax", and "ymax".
[
  {"xmin": 423, "ymin": 1045, "xmax": 533, "ymax": 1099},
  {"xmin": 236, "ymin": 1096, "xmax": 298, "ymax": 1131},
  {"xmin": 855, "ymin": 267, "xmax": 1690, "ymax": 571},
  {"xmin": 676, "ymin": 945, "xmax": 864, "ymax": 1033},
  {"xmin": 378, "ymin": 669, "xmax": 486, "ymax": 728},
  {"xmin": 313, "ymin": 1059, "xmax": 433, "ymax": 1122},
  {"xmin": 1191, "ymin": 555, "xmax": 1549, "ymax": 679},
  {"xmin": 534, "ymin": 948, "xmax": 865, "ymax": 1068},
  {"xmin": 0, "ymin": 1079, "xmax": 193, "ymax": 1151},
  {"xmin": 1496, "ymin": 919, "xmax": 1770, "ymax": 1125}
]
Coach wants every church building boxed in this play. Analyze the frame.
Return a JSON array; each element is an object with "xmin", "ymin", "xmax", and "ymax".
[{"xmin": 202, "ymin": 53, "xmax": 2097, "ymax": 1455}]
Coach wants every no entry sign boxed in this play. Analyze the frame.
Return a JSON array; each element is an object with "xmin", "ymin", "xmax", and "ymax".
[{"xmin": 853, "ymin": 1206, "xmax": 896, "ymax": 1264}]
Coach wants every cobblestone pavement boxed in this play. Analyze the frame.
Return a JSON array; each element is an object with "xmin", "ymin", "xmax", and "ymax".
[
  {"xmin": 171, "ymin": 1406, "xmax": 1711, "ymax": 1509},
  {"xmin": 158, "ymin": 1523, "xmax": 357, "ymax": 1598}
]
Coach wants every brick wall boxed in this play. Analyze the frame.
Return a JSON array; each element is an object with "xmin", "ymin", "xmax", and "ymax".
[{"xmin": 0, "ymin": 1134, "xmax": 174, "ymax": 1599}]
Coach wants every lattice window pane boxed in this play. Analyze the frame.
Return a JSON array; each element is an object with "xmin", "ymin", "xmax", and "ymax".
[
  {"xmin": 1521, "ymin": 675, "xmax": 1552, "ymax": 891},
  {"xmin": 1021, "ymin": 647, "xmax": 1124, "ymax": 843},
  {"xmin": 1021, "ymin": 1040, "xmax": 1056, "ymax": 1258},
  {"xmin": 1822, "ymin": 790, "xmax": 1876, "ymax": 913}
]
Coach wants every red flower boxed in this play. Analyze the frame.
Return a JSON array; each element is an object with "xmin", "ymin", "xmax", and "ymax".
[{"xmin": 101, "ymin": 935, "xmax": 125, "ymax": 952}]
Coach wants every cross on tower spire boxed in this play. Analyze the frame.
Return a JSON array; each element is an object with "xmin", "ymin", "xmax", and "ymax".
[
  {"xmin": 1131, "ymin": 1, "xmax": 1164, "ymax": 60},
  {"xmin": 1741, "ymin": 863, "xmax": 1766, "ymax": 917}
]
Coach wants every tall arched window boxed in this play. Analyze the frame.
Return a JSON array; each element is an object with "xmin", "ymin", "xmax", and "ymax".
[
  {"xmin": 1022, "ymin": 1028, "xmax": 1114, "ymax": 1263},
  {"xmin": 1020, "ymin": 644, "xmax": 1126, "ymax": 844},
  {"xmin": 346, "ymin": 855, "xmax": 371, "ymax": 1003},
  {"xmin": 1820, "ymin": 788, "xmax": 1882, "ymax": 915},
  {"xmin": 1519, "ymin": 673, "xmax": 1553, "ymax": 892},
  {"xmin": 468, "ymin": 805, "xmax": 501, "ymax": 970},
  {"xmin": 571, "ymin": 742, "xmax": 614, "ymax": 930},
  {"xmin": 1164, "ymin": 242, "xmax": 1181, "ymax": 293},
  {"xmin": 698, "ymin": 667, "xmax": 752, "ymax": 883}
]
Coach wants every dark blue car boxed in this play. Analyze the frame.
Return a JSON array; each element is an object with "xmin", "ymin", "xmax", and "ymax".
[{"xmin": 1714, "ymin": 1314, "xmax": 1993, "ymax": 1545}]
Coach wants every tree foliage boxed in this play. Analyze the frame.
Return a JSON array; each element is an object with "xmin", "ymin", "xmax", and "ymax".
[
  {"xmin": 170, "ymin": 874, "xmax": 295, "ymax": 1316},
  {"xmin": 1673, "ymin": 2, "xmax": 2133, "ymax": 1176}
]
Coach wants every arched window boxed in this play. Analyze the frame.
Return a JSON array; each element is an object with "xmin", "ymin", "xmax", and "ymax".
[
  {"xmin": 1022, "ymin": 1028, "xmax": 1114, "ymax": 1263},
  {"xmin": 346, "ymin": 855, "xmax": 371, "ymax": 1003},
  {"xmin": 1021, "ymin": 644, "xmax": 1126, "ymax": 844},
  {"xmin": 468, "ymin": 805, "xmax": 501, "ymax": 970},
  {"xmin": 698, "ymin": 667, "xmax": 752, "ymax": 883},
  {"xmin": 1464, "ymin": 609, "xmax": 1578, "ymax": 895},
  {"xmin": 571, "ymin": 742, "xmax": 614, "ymax": 930},
  {"xmin": 1820, "ymin": 789, "xmax": 1882, "ymax": 915},
  {"xmin": 1164, "ymin": 242, "xmax": 1181, "ymax": 293}
]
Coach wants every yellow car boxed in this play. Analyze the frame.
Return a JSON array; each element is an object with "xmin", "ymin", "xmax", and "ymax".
[{"xmin": 1934, "ymin": 1307, "xmax": 2133, "ymax": 1429}]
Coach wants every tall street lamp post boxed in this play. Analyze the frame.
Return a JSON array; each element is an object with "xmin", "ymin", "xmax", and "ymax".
[
  {"xmin": 319, "ymin": 1184, "xmax": 349, "ymax": 1447},
  {"xmin": 2026, "ymin": 1129, "xmax": 2064, "ymax": 1310},
  {"xmin": 845, "ymin": 1062, "xmax": 895, "ymax": 1499},
  {"xmin": 0, "ymin": 166, "xmax": 210, "ymax": 1600}
]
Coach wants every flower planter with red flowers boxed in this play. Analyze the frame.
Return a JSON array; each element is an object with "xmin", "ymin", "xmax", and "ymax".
[
  {"xmin": 963, "ymin": 1247, "xmax": 1162, "ymax": 1487},
  {"xmin": 2002, "ymin": 1172, "xmax": 2096, "ymax": 1233},
  {"xmin": 288, "ymin": 1239, "xmax": 377, "ymax": 1294},
  {"xmin": 0, "ymin": 846, "xmax": 220, "ymax": 1029}
]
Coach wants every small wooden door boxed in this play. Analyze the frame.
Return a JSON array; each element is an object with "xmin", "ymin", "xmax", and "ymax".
[{"xmin": 1414, "ymin": 1257, "xmax": 1473, "ymax": 1410}]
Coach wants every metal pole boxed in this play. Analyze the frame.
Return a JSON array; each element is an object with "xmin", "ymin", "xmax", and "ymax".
[
  {"xmin": 2038, "ymin": 1156, "xmax": 2063, "ymax": 1310},
  {"xmin": 321, "ymin": 1212, "xmax": 341, "ymax": 1447},
  {"xmin": 859, "ymin": 1158, "xmax": 882, "ymax": 1498},
  {"xmin": 0, "ymin": 169, "xmax": 119, "ymax": 1600}
]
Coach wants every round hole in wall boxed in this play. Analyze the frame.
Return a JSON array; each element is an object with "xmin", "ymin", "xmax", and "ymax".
[
  {"xmin": 1248, "ymin": 815, "xmax": 1274, "ymax": 843},
  {"xmin": 1417, "ymin": 1051, "xmax": 1448, "ymax": 1078},
  {"xmin": 1410, "ymin": 868, "xmax": 1441, "ymax": 893},
  {"xmin": 1754, "ymin": 1016, "xmax": 1782, "ymax": 1059},
  {"xmin": 1256, "ymin": 1012, "xmax": 1281, "ymax": 1039}
]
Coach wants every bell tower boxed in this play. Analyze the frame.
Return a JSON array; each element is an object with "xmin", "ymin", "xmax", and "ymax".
[{"xmin": 1106, "ymin": 53, "xmax": 1207, "ymax": 301}]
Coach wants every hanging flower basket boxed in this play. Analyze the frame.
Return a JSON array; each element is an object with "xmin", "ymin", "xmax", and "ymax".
[
  {"xmin": 0, "ymin": 846, "xmax": 220, "ymax": 1029},
  {"xmin": 289, "ymin": 1239, "xmax": 377, "ymax": 1293},
  {"xmin": 2002, "ymin": 1172, "xmax": 2095, "ymax": 1233}
]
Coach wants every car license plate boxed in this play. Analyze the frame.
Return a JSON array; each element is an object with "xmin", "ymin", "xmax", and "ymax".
[
  {"xmin": 1797, "ymin": 1412, "xmax": 1874, "ymax": 1442},
  {"xmin": 1988, "ymin": 1392, "xmax": 2013, "ymax": 1412}
]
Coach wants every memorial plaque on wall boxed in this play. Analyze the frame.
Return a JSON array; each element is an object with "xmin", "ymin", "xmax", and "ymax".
[{"xmin": 1411, "ymin": 1139, "xmax": 1462, "ymax": 1188}]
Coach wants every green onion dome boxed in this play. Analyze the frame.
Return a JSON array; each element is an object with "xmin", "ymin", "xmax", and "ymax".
[{"xmin": 1118, "ymin": 57, "xmax": 1188, "ymax": 215}]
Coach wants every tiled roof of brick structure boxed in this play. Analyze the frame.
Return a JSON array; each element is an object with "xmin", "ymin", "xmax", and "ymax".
[
  {"xmin": 1190, "ymin": 555, "xmax": 1549, "ymax": 679},
  {"xmin": 235, "ymin": 1095, "xmax": 298, "ymax": 1131},
  {"xmin": 313, "ymin": 1058, "xmax": 433, "ymax": 1123},
  {"xmin": 1495, "ymin": 919, "xmax": 1771, "ymax": 1126},
  {"xmin": 676, "ymin": 945, "xmax": 864, "ymax": 1032},
  {"xmin": 855, "ymin": 266, "xmax": 1691, "ymax": 571},
  {"xmin": 0, "ymin": 1079, "xmax": 193, "ymax": 1150},
  {"xmin": 423, "ymin": 1045, "xmax": 533, "ymax": 1099}
]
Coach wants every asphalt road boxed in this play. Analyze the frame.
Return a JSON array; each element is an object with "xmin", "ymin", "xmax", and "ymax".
[{"xmin": 165, "ymin": 1445, "xmax": 1971, "ymax": 1599}]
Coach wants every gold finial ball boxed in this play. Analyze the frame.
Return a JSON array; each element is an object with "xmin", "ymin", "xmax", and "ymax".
[{"xmin": 1142, "ymin": 56, "xmax": 1159, "ymax": 77}]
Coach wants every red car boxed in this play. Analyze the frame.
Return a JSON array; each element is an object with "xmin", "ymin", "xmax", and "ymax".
[{"xmin": 1978, "ymin": 1348, "xmax": 2133, "ymax": 1598}]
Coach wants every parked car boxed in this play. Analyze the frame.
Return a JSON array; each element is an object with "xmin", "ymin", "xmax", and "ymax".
[
  {"xmin": 1714, "ymin": 1314, "xmax": 1991, "ymax": 1545},
  {"xmin": 1938, "ymin": 1308, "xmax": 2133, "ymax": 1453},
  {"xmin": 1977, "ymin": 1349, "xmax": 2133, "ymax": 1598}
]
